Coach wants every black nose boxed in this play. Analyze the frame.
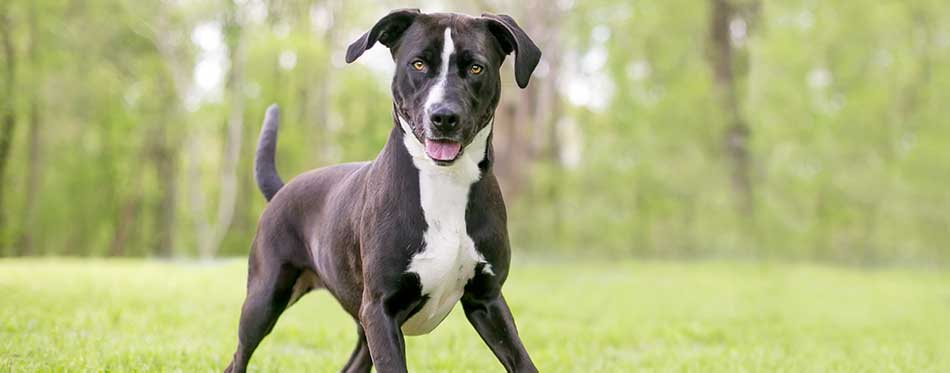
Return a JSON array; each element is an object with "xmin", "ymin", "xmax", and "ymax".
[{"xmin": 429, "ymin": 108, "xmax": 459, "ymax": 131}]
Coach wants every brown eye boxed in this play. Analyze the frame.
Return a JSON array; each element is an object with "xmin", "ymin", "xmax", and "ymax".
[
  {"xmin": 470, "ymin": 64, "xmax": 484, "ymax": 75},
  {"xmin": 412, "ymin": 60, "xmax": 426, "ymax": 71}
]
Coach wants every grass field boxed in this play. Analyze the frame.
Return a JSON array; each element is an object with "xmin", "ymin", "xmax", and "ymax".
[{"xmin": 1, "ymin": 258, "xmax": 948, "ymax": 372}]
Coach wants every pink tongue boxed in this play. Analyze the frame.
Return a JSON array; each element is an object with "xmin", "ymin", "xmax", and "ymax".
[{"xmin": 425, "ymin": 140, "xmax": 462, "ymax": 161}]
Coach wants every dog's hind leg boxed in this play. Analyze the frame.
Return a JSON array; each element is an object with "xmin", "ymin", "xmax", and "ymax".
[
  {"xmin": 225, "ymin": 238, "xmax": 302, "ymax": 373},
  {"xmin": 340, "ymin": 324, "xmax": 372, "ymax": 373}
]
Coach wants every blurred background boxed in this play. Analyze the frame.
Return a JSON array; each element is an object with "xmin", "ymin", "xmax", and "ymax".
[{"xmin": 0, "ymin": 0, "xmax": 947, "ymax": 265}]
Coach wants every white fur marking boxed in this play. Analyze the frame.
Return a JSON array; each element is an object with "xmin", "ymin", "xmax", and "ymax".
[
  {"xmin": 398, "ymin": 115, "xmax": 494, "ymax": 336},
  {"xmin": 423, "ymin": 28, "xmax": 455, "ymax": 114}
]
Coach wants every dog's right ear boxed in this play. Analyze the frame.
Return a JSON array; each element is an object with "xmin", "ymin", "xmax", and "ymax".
[{"xmin": 345, "ymin": 9, "xmax": 421, "ymax": 63}]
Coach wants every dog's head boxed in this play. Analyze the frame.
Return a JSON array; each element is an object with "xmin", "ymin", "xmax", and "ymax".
[{"xmin": 345, "ymin": 10, "xmax": 541, "ymax": 166}]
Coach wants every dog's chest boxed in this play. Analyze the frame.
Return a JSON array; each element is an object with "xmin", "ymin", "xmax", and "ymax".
[
  {"xmin": 398, "ymin": 116, "xmax": 494, "ymax": 336},
  {"xmin": 401, "ymin": 161, "xmax": 487, "ymax": 336}
]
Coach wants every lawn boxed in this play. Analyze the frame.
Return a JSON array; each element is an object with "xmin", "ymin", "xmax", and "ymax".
[{"xmin": 1, "ymin": 258, "xmax": 948, "ymax": 372}]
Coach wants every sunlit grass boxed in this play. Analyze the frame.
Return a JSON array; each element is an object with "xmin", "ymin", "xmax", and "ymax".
[{"xmin": 1, "ymin": 258, "xmax": 948, "ymax": 371}]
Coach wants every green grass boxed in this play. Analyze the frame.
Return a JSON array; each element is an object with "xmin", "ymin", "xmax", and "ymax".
[{"xmin": 1, "ymin": 258, "xmax": 948, "ymax": 372}]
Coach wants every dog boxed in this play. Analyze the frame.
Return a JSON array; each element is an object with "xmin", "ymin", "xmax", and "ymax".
[{"xmin": 225, "ymin": 9, "xmax": 541, "ymax": 373}]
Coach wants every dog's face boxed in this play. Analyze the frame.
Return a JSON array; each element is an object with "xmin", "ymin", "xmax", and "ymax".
[{"xmin": 346, "ymin": 10, "xmax": 541, "ymax": 166}]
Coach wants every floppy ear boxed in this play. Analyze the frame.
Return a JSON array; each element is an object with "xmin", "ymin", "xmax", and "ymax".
[
  {"xmin": 346, "ymin": 9, "xmax": 421, "ymax": 63},
  {"xmin": 481, "ymin": 13, "xmax": 542, "ymax": 89}
]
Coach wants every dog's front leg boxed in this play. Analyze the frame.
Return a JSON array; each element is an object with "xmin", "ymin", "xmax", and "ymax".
[
  {"xmin": 462, "ymin": 293, "xmax": 538, "ymax": 372},
  {"xmin": 359, "ymin": 297, "xmax": 408, "ymax": 373}
]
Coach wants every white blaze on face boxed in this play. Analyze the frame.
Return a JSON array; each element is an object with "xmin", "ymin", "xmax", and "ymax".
[{"xmin": 423, "ymin": 28, "xmax": 455, "ymax": 115}]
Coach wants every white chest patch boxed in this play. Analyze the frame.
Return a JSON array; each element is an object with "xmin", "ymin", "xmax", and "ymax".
[{"xmin": 397, "ymin": 63, "xmax": 495, "ymax": 335}]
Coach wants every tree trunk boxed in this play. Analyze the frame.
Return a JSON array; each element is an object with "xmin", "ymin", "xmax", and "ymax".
[
  {"xmin": 152, "ymin": 85, "xmax": 180, "ymax": 258},
  {"xmin": 109, "ymin": 188, "xmax": 141, "ymax": 256},
  {"xmin": 312, "ymin": 0, "xmax": 338, "ymax": 163},
  {"xmin": 18, "ymin": 2, "xmax": 42, "ymax": 256},
  {"xmin": 193, "ymin": 4, "xmax": 246, "ymax": 259},
  {"xmin": 533, "ymin": 2, "xmax": 565, "ymax": 243},
  {"xmin": 148, "ymin": 6, "xmax": 192, "ymax": 258},
  {"xmin": 708, "ymin": 0, "xmax": 754, "ymax": 214},
  {"xmin": 0, "ymin": 5, "xmax": 17, "ymax": 246},
  {"xmin": 154, "ymin": 125, "xmax": 178, "ymax": 257}
]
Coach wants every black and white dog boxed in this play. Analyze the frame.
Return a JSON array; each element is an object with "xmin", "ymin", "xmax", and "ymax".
[{"xmin": 225, "ymin": 9, "xmax": 541, "ymax": 373}]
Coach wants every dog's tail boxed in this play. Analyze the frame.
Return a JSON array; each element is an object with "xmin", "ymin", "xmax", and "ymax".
[{"xmin": 255, "ymin": 104, "xmax": 284, "ymax": 202}]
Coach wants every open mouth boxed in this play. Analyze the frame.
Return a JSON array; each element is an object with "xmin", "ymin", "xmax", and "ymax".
[{"xmin": 424, "ymin": 138, "xmax": 462, "ymax": 164}]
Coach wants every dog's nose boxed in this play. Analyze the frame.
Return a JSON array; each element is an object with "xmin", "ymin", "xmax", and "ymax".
[{"xmin": 429, "ymin": 108, "xmax": 459, "ymax": 131}]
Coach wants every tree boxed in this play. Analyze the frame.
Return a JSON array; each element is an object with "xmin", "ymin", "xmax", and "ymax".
[
  {"xmin": 18, "ymin": 1, "xmax": 43, "ymax": 255},
  {"xmin": 707, "ymin": 0, "xmax": 755, "ymax": 215},
  {"xmin": 0, "ymin": 3, "xmax": 17, "ymax": 248},
  {"xmin": 186, "ymin": 1, "xmax": 247, "ymax": 259}
]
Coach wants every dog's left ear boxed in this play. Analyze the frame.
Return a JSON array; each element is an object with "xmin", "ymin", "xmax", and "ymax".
[
  {"xmin": 481, "ymin": 14, "xmax": 542, "ymax": 89},
  {"xmin": 346, "ymin": 9, "xmax": 421, "ymax": 63}
]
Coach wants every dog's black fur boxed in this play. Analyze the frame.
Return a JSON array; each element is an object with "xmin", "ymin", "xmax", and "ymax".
[{"xmin": 225, "ymin": 9, "xmax": 541, "ymax": 373}]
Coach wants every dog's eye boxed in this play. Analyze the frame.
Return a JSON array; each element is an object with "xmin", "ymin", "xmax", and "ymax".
[
  {"xmin": 469, "ymin": 64, "xmax": 484, "ymax": 75},
  {"xmin": 411, "ymin": 60, "xmax": 426, "ymax": 71}
]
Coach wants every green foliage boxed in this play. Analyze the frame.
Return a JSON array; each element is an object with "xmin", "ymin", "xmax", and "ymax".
[
  {"xmin": 0, "ymin": 0, "xmax": 948, "ymax": 263},
  {"xmin": 510, "ymin": 0, "xmax": 950, "ymax": 264},
  {"xmin": 2, "ymin": 258, "xmax": 948, "ymax": 371}
]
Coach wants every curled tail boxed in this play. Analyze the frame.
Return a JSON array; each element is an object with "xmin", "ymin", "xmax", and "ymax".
[{"xmin": 255, "ymin": 104, "xmax": 284, "ymax": 201}]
